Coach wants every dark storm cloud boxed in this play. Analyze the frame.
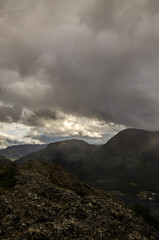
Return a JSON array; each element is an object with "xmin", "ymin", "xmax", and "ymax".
[
  {"xmin": 0, "ymin": 86, "xmax": 3, "ymax": 97},
  {"xmin": 0, "ymin": 0, "xmax": 159, "ymax": 130},
  {"xmin": 81, "ymin": 0, "xmax": 159, "ymax": 34},
  {"xmin": 0, "ymin": 105, "xmax": 22, "ymax": 123},
  {"xmin": 22, "ymin": 108, "xmax": 62, "ymax": 127}
]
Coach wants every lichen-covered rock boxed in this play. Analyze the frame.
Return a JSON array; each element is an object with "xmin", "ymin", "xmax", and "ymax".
[{"xmin": 0, "ymin": 160, "xmax": 158, "ymax": 240}]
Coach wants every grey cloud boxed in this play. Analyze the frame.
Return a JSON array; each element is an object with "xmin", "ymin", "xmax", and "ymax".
[
  {"xmin": 0, "ymin": 105, "xmax": 22, "ymax": 123},
  {"xmin": 81, "ymin": 0, "xmax": 159, "ymax": 35},
  {"xmin": 81, "ymin": 0, "xmax": 119, "ymax": 32},
  {"xmin": 0, "ymin": 0, "xmax": 159, "ymax": 130},
  {"xmin": 0, "ymin": 86, "xmax": 4, "ymax": 97},
  {"xmin": 4, "ymin": 138, "xmax": 24, "ymax": 145},
  {"xmin": 22, "ymin": 108, "xmax": 62, "ymax": 127},
  {"xmin": 146, "ymin": 0, "xmax": 159, "ymax": 15},
  {"xmin": 25, "ymin": 133, "xmax": 104, "ymax": 145},
  {"xmin": 34, "ymin": 109, "xmax": 59, "ymax": 120},
  {"xmin": 0, "ymin": 133, "xmax": 24, "ymax": 149}
]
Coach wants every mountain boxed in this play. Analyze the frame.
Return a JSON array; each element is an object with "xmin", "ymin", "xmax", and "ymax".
[
  {"xmin": 0, "ymin": 160, "xmax": 158, "ymax": 239},
  {"xmin": 88, "ymin": 128, "xmax": 159, "ymax": 194},
  {"xmin": 0, "ymin": 155, "xmax": 12, "ymax": 164},
  {"xmin": 0, "ymin": 144, "xmax": 47, "ymax": 160},
  {"xmin": 16, "ymin": 139, "xmax": 99, "ymax": 179},
  {"xmin": 16, "ymin": 129, "xmax": 159, "ymax": 197}
]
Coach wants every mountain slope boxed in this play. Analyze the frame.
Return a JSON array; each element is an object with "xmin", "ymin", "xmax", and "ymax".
[
  {"xmin": 16, "ymin": 139, "xmax": 99, "ymax": 179},
  {"xmin": 16, "ymin": 129, "xmax": 159, "ymax": 196},
  {"xmin": 0, "ymin": 159, "xmax": 16, "ymax": 194},
  {"xmin": 89, "ymin": 128, "xmax": 159, "ymax": 194},
  {"xmin": 0, "ymin": 155, "xmax": 12, "ymax": 164},
  {"xmin": 0, "ymin": 144, "xmax": 47, "ymax": 160},
  {"xmin": 0, "ymin": 160, "xmax": 158, "ymax": 239}
]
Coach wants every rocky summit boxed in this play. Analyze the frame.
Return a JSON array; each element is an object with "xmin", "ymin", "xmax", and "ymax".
[{"xmin": 0, "ymin": 160, "xmax": 158, "ymax": 240}]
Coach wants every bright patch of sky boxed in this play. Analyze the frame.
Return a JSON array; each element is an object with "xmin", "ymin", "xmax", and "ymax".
[{"xmin": 0, "ymin": 114, "xmax": 125, "ymax": 148}]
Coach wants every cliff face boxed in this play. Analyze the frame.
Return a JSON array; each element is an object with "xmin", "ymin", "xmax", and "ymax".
[{"xmin": 0, "ymin": 160, "xmax": 158, "ymax": 240}]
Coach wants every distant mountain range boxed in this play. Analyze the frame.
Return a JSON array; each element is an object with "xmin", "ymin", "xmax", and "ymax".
[
  {"xmin": 0, "ymin": 144, "xmax": 47, "ymax": 160},
  {"xmin": 15, "ymin": 128, "xmax": 159, "ymax": 196}
]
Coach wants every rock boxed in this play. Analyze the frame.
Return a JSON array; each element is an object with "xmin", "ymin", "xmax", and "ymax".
[{"xmin": 0, "ymin": 160, "xmax": 158, "ymax": 240}]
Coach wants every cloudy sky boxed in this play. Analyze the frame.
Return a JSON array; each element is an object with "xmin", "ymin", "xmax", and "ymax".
[{"xmin": 0, "ymin": 0, "xmax": 159, "ymax": 148}]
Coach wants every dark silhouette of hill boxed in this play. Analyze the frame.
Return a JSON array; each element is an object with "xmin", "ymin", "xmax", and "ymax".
[
  {"xmin": 16, "ymin": 129, "xmax": 159, "ymax": 195},
  {"xmin": 16, "ymin": 139, "xmax": 99, "ymax": 179},
  {"xmin": 0, "ymin": 158, "xmax": 16, "ymax": 194},
  {"xmin": 0, "ymin": 144, "xmax": 47, "ymax": 160},
  {"xmin": 0, "ymin": 155, "xmax": 12, "ymax": 164},
  {"xmin": 0, "ymin": 160, "xmax": 158, "ymax": 239},
  {"xmin": 89, "ymin": 128, "xmax": 159, "ymax": 194}
]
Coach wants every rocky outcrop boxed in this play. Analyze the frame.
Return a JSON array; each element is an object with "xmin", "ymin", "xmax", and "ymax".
[{"xmin": 0, "ymin": 160, "xmax": 158, "ymax": 240}]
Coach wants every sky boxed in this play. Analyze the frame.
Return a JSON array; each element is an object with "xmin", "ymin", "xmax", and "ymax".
[{"xmin": 0, "ymin": 0, "xmax": 159, "ymax": 148}]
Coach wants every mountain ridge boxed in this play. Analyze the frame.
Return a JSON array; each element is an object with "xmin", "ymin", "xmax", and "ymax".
[
  {"xmin": 0, "ymin": 144, "xmax": 47, "ymax": 160},
  {"xmin": 15, "ymin": 129, "xmax": 159, "ymax": 196}
]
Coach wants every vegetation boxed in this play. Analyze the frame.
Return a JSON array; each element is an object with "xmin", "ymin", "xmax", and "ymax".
[
  {"xmin": 0, "ymin": 160, "xmax": 158, "ymax": 239},
  {"xmin": 132, "ymin": 203, "xmax": 159, "ymax": 230},
  {"xmin": 0, "ymin": 160, "xmax": 16, "ymax": 194}
]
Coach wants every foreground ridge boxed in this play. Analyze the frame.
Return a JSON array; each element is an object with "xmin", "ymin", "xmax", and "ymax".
[{"xmin": 0, "ymin": 160, "xmax": 158, "ymax": 240}]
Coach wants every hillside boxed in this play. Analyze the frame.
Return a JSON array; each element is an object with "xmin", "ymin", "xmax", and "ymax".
[
  {"xmin": 0, "ymin": 155, "xmax": 12, "ymax": 164},
  {"xmin": 0, "ymin": 159, "xmax": 16, "ymax": 195},
  {"xmin": 16, "ymin": 129, "xmax": 159, "ymax": 197},
  {"xmin": 16, "ymin": 139, "xmax": 99, "ymax": 179},
  {"xmin": 0, "ymin": 144, "xmax": 47, "ymax": 160},
  {"xmin": 0, "ymin": 160, "xmax": 158, "ymax": 239},
  {"xmin": 89, "ymin": 128, "xmax": 159, "ymax": 194}
]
